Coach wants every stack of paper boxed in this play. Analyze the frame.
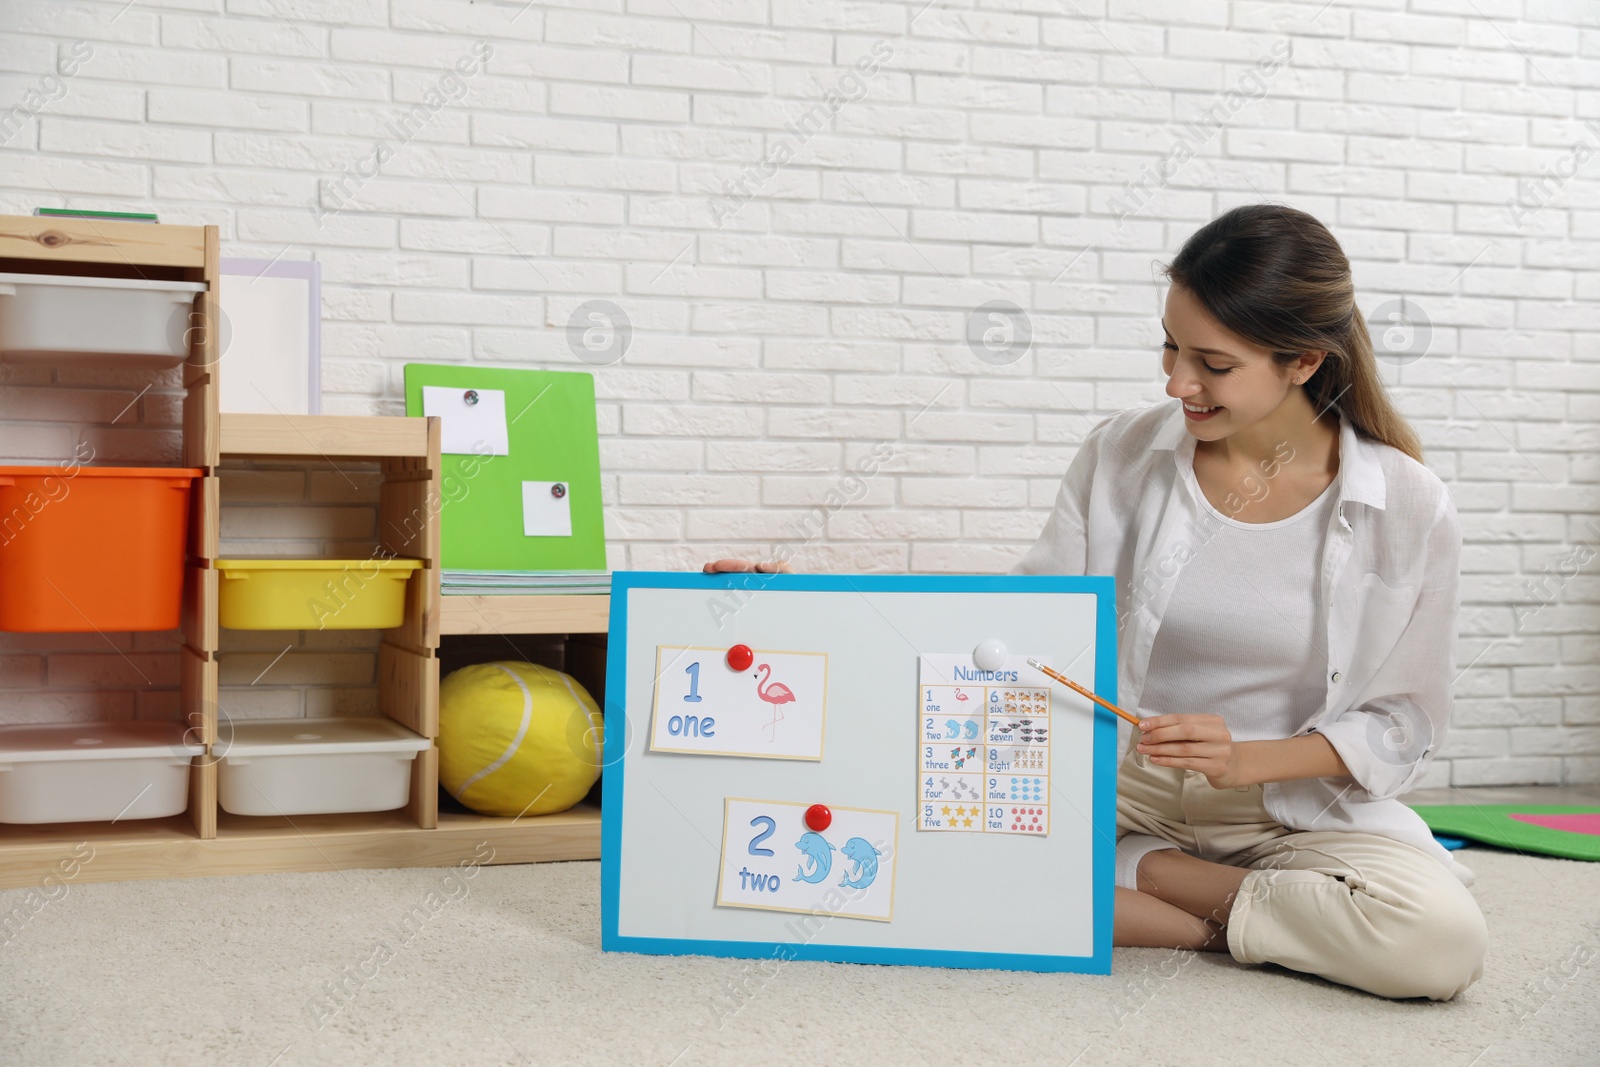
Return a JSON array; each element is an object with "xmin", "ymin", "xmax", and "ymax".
[{"xmin": 441, "ymin": 570, "xmax": 611, "ymax": 596}]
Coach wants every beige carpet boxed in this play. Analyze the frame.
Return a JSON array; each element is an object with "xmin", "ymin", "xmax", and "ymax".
[{"xmin": 3, "ymin": 849, "xmax": 1597, "ymax": 1067}]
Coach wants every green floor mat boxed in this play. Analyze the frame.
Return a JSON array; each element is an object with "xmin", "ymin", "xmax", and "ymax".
[{"xmin": 1409, "ymin": 805, "xmax": 1600, "ymax": 861}]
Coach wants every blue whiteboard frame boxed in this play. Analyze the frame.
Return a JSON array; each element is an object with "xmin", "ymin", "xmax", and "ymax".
[{"xmin": 601, "ymin": 571, "xmax": 1119, "ymax": 974}]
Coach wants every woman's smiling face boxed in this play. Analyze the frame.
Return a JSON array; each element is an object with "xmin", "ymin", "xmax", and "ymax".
[{"xmin": 1160, "ymin": 284, "xmax": 1315, "ymax": 439}]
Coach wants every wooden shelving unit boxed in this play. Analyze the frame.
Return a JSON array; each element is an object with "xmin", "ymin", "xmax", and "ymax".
[
  {"xmin": 0, "ymin": 214, "xmax": 221, "ymax": 846},
  {"xmin": 439, "ymin": 594, "xmax": 611, "ymax": 636},
  {"xmin": 217, "ymin": 412, "xmax": 444, "ymax": 832},
  {"xmin": 433, "ymin": 589, "xmax": 609, "ymax": 869},
  {"xmin": 0, "ymin": 806, "xmax": 600, "ymax": 886},
  {"xmin": 0, "ymin": 216, "xmax": 607, "ymax": 889},
  {"xmin": 0, "ymin": 412, "xmax": 607, "ymax": 890}
]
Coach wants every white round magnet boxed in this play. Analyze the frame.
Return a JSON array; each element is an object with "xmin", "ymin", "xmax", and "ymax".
[{"xmin": 972, "ymin": 638, "xmax": 1007, "ymax": 672}]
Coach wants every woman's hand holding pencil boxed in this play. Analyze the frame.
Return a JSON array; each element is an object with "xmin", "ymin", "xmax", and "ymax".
[{"xmin": 1026, "ymin": 657, "xmax": 1255, "ymax": 788}]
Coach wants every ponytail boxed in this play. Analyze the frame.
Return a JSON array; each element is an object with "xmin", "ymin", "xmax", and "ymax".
[{"xmin": 1162, "ymin": 204, "xmax": 1423, "ymax": 463}]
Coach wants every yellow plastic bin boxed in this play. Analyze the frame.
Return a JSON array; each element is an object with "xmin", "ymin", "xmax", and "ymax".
[{"xmin": 216, "ymin": 558, "xmax": 423, "ymax": 630}]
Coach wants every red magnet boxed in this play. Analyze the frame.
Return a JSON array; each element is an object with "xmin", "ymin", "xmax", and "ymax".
[
  {"xmin": 726, "ymin": 644, "xmax": 754, "ymax": 671},
  {"xmin": 805, "ymin": 804, "xmax": 832, "ymax": 832}
]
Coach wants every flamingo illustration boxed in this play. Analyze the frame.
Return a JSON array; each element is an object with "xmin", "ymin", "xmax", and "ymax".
[
  {"xmin": 954, "ymin": 688, "xmax": 969, "ymax": 701},
  {"xmin": 754, "ymin": 663, "xmax": 796, "ymax": 739},
  {"xmin": 754, "ymin": 663, "xmax": 796, "ymax": 705}
]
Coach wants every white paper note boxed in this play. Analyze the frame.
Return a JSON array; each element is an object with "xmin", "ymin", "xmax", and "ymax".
[
  {"xmin": 422, "ymin": 385, "xmax": 509, "ymax": 456},
  {"xmin": 521, "ymin": 481, "xmax": 573, "ymax": 537}
]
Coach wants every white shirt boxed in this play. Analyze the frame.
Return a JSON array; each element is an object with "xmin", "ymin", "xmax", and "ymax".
[
  {"xmin": 1010, "ymin": 400, "xmax": 1471, "ymax": 883},
  {"xmin": 1139, "ymin": 466, "xmax": 1338, "ymax": 743}
]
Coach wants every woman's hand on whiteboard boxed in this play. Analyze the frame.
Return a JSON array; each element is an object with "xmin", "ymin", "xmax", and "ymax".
[
  {"xmin": 702, "ymin": 558, "xmax": 794, "ymax": 574},
  {"xmin": 1136, "ymin": 713, "xmax": 1246, "ymax": 789}
]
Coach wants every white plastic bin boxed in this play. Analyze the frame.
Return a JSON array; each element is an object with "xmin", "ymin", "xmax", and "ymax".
[
  {"xmin": 0, "ymin": 721, "xmax": 203, "ymax": 824},
  {"xmin": 215, "ymin": 717, "xmax": 432, "ymax": 817},
  {"xmin": 0, "ymin": 272, "xmax": 209, "ymax": 366}
]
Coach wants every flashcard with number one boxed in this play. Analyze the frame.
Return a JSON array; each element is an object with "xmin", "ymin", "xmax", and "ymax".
[{"xmin": 648, "ymin": 646, "xmax": 828, "ymax": 760}]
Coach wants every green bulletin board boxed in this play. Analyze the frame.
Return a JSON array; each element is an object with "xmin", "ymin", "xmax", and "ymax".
[{"xmin": 403, "ymin": 363, "xmax": 605, "ymax": 572}]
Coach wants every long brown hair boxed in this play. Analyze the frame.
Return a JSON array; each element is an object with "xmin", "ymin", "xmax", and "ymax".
[{"xmin": 1161, "ymin": 203, "xmax": 1423, "ymax": 463}]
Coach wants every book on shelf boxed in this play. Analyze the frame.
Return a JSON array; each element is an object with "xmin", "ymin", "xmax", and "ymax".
[
  {"xmin": 440, "ymin": 570, "xmax": 611, "ymax": 596},
  {"xmin": 35, "ymin": 207, "xmax": 159, "ymax": 222}
]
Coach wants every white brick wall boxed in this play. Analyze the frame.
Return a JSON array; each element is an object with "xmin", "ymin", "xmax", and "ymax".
[{"xmin": 4, "ymin": 0, "xmax": 1599, "ymax": 787}]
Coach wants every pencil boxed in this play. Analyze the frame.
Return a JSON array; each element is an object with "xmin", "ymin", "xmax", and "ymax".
[{"xmin": 1025, "ymin": 657, "xmax": 1142, "ymax": 727}]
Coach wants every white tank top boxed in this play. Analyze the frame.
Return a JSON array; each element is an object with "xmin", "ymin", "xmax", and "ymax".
[{"xmin": 1137, "ymin": 463, "xmax": 1340, "ymax": 742}]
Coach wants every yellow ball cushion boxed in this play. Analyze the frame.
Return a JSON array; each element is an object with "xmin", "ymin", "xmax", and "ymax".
[{"xmin": 438, "ymin": 661, "xmax": 603, "ymax": 818}]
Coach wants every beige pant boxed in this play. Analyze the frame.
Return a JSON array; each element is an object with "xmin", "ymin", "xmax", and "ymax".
[{"xmin": 1116, "ymin": 738, "xmax": 1488, "ymax": 1001}]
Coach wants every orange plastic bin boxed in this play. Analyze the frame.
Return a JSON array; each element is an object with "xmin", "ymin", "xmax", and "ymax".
[{"xmin": 0, "ymin": 465, "xmax": 201, "ymax": 632}]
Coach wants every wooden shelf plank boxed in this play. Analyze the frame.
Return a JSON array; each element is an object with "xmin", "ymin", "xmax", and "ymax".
[
  {"xmin": 0, "ymin": 216, "xmax": 207, "ymax": 268},
  {"xmin": 406, "ymin": 746, "xmax": 439, "ymax": 829},
  {"xmin": 381, "ymin": 640, "xmax": 439, "ymax": 738},
  {"xmin": 0, "ymin": 805, "xmax": 600, "ymax": 889},
  {"xmin": 221, "ymin": 413, "xmax": 432, "ymax": 459},
  {"xmin": 189, "ymin": 758, "xmax": 217, "ymax": 840},
  {"xmin": 182, "ymin": 564, "xmax": 218, "ymax": 654},
  {"xmin": 181, "ymin": 224, "xmax": 220, "ymax": 468},
  {"xmin": 439, "ymin": 594, "xmax": 611, "ymax": 635}
]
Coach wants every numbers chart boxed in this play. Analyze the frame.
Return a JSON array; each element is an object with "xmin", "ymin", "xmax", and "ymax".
[{"xmin": 917, "ymin": 654, "xmax": 1052, "ymax": 836}]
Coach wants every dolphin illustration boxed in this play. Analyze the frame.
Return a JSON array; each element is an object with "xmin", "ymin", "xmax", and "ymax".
[
  {"xmin": 837, "ymin": 837, "xmax": 881, "ymax": 890},
  {"xmin": 962, "ymin": 719, "xmax": 979, "ymax": 740},
  {"xmin": 944, "ymin": 719, "xmax": 961, "ymax": 738},
  {"xmin": 794, "ymin": 831, "xmax": 835, "ymax": 884}
]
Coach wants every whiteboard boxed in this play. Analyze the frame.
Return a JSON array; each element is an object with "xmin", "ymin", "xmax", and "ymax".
[
  {"xmin": 218, "ymin": 258, "xmax": 320, "ymax": 415},
  {"xmin": 601, "ymin": 572, "xmax": 1118, "ymax": 973}
]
